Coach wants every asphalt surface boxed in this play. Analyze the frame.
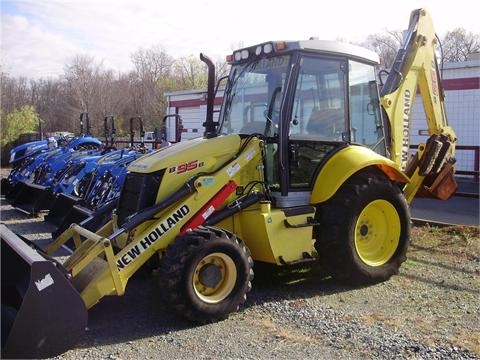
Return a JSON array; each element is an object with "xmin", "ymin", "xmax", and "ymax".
[{"xmin": 410, "ymin": 178, "xmax": 479, "ymax": 227}]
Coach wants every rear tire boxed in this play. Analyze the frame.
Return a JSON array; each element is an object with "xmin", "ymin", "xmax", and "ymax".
[
  {"xmin": 315, "ymin": 172, "xmax": 411, "ymax": 284},
  {"xmin": 159, "ymin": 227, "xmax": 254, "ymax": 323}
]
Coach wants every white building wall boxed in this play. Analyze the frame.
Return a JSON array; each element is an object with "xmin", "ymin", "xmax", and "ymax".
[
  {"xmin": 410, "ymin": 57, "xmax": 479, "ymax": 173},
  {"xmin": 164, "ymin": 89, "xmax": 223, "ymax": 142},
  {"xmin": 177, "ymin": 107, "xmax": 205, "ymax": 140}
]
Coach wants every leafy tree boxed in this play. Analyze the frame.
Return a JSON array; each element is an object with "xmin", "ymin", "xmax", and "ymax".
[
  {"xmin": 174, "ymin": 55, "xmax": 208, "ymax": 89},
  {"xmin": 0, "ymin": 105, "xmax": 40, "ymax": 165},
  {"xmin": 1, "ymin": 105, "xmax": 40, "ymax": 147}
]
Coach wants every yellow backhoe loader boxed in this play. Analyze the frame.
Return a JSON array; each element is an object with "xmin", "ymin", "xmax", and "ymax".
[{"xmin": 1, "ymin": 8, "xmax": 456, "ymax": 358}]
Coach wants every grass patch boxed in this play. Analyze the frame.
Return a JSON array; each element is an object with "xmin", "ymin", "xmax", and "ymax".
[{"xmin": 410, "ymin": 225, "xmax": 480, "ymax": 260}]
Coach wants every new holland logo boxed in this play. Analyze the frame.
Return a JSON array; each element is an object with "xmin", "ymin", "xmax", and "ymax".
[
  {"xmin": 117, "ymin": 205, "xmax": 190, "ymax": 269},
  {"xmin": 35, "ymin": 273, "xmax": 54, "ymax": 292},
  {"xmin": 401, "ymin": 89, "xmax": 411, "ymax": 169}
]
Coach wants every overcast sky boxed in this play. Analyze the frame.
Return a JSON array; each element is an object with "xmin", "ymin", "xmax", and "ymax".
[{"xmin": 1, "ymin": 0, "xmax": 479, "ymax": 79}]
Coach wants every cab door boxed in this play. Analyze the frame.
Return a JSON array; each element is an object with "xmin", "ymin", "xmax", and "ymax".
[{"xmin": 287, "ymin": 56, "xmax": 348, "ymax": 190}]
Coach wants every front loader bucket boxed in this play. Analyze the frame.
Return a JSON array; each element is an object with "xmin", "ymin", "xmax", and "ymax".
[
  {"xmin": 5, "ymin": 181, "xmax": 24, "ymax": 202},
  {"xmin": 11, "ymin": 182, "xmax": 55, "ymax": 215},
  {"xmin": 51, "ymin": 199, "xmax": 117, "ymax": 239},
  {"xmin": 1, "ymin": 177, "xmax": 13, "ymax": 197},
  {"xmin": 1, "ymin": 224, "xmax": 87, "ymax": 358},
  {"xmin": 45, "ymin": 193, "xmax": 82, "ymax": 231}
]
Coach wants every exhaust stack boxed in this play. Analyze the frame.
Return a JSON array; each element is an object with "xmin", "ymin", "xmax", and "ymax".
[{"xmin": 200, "ymin": 53, "xmax": 217, "ymax": 138}]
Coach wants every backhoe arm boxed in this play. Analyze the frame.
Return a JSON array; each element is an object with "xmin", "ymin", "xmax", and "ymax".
[{"xmin": 380, "ymin": 8, "xmax": 457, "ymax": 203}]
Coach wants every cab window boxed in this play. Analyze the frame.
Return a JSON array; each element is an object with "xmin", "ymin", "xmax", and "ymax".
[
  {"xmin": 290, "ymin": 57, "xmax": 346, "ymax": 141},
  {"xmin": 349, "ymin": 60, "xmax": 386, "ymax": 155}
]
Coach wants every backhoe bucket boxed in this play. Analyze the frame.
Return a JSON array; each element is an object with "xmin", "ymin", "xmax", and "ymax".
[
  {"xmin": 10, "ymin": 182, "xmax": 54, "ymax": 215},
  {"xmin": 1, "ymin": 224, "xmax": 87, "ymax": 358},
  {"xmin": 417, "ymin": 161, "xmax": 458, "ymax": 200}
]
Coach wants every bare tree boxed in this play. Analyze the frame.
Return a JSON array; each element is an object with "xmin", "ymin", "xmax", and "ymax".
[
  {"xmin": 441, "ymin": 28, "xmax": 480, "ymax": 63},
  {"xmin": 360, "ymin": 30, "xmax": 403, "ymax": 68},
  {"xmin": 214, "ymin": 58, "xmax": 230, "ymax": 84},
  {"xmin": 130, "ymin": 45, "xmax": 175, "ymax": 129},
  {"xmin": 29, "ymin": 78, "xmax": 69, "ymax": 133},
  {"xmin": 63, "ymin": 55, "xmax": 122, "ymax": 135},
  {"xmin": 1, "ymin": 73, "xmax": 30, "ymax": 115},
  {"xmin": 361, "ymin": 27, "xmax": 480, "ymax": 68}
]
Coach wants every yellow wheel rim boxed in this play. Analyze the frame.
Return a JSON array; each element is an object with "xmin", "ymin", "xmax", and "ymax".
[
  {"xmin": 193, "ymin": 252, "xmax": 237, "ymax": 304},
  {"xmin": 355, "ymin": 200, "xmax": 401, "ymax": 266}
]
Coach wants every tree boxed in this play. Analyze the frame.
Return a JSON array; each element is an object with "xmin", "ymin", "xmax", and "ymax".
[
  {"xmin": 3, "ymin": 27, "xmax": 476, "ymax": 143},
  {"xmin": 0, "ymin": 73, "xmax": 30, "ymax": 115},
  {"xmin": 441, "ymin": 28, "xmax": 480, "ymax": 63},
  {"xmin": 130, "ymin": 45, "xmax": 175, "ymax": 129},
  {"xmin": 174, "ymin": 55, "xmax": 208, "ymax": 89},
  {"xmin": 63, "ymin": 55, "xmax": 109, "ymax": 135},
  {"xmin": 29, "ymin": 78, "xmax": 70, "ymax": 134},
  {"xmin": 361, "ymin": 27, "xmax": 480, "ymax": 67},
  {"xmin": 360, "ymin": 30, "xmax": 403, "ymax": 68},
  {"xmin": 1, "ymin": 105, "xmax": 40, "ymax": 147},
  {"xmin": 215, "ymin": 58, "xmax": 230, "ymax": 83}
]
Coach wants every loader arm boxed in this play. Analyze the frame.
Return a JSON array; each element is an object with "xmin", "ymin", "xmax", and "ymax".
[
  {"xmin": 380, "ymin": 8, "xmax": 457, "ymax": 203},
  {"xmin": 45, "ymin": 136, "xmax": 264, "ymax": 309}
]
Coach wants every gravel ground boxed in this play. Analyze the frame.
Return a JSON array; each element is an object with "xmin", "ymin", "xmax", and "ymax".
[{"xmin": 1, "ymin": 170, "xmax": 479, "ymax": 360}]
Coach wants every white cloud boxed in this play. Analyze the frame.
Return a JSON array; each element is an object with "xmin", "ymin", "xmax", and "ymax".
[
  {"xmin": 1, "ymin": 0, "xmax": 478, "ymax": 79},
  {"xmin": 1, "ymin": 13, "xmax": 79, "ymax": 77}
]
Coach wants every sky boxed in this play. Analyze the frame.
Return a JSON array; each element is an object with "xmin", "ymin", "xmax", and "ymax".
[{"xmin": 1, "ymin": 0, "xmax": 479, "ymax": 79}]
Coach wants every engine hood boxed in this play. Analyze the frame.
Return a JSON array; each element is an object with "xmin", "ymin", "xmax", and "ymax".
[
  {"xmin": 127, "ymin": 134, "xmax": 242, "ymax": 175},
  {"xmin": 9, "ymin": 140, "xmax": 48, "ymax": 164},
  {"xmin": 126, "ymin": 134, "xmax": 243, "ymax": 200}
]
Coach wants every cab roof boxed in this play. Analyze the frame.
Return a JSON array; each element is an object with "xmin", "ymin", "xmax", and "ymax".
[
  {"xmin": 229, "ymin": 39, "xmax": 379, "ymax": 65},
  {"xmin": 296, "ymin": 39, "xmax": 379, "ymax": 64}
]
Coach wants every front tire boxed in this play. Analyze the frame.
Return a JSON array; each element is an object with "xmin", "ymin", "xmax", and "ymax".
[
  {"xmin": 159, "ymin": 227, "xmax": 254, "ymax": 323},
  {"xmin": 315, "ymin": 172, "xmax": 411, "ymax": 285}
]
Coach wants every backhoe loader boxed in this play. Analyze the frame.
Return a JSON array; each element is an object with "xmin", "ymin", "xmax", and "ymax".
[{"xmin": 1, "ymin": 8, "xmax": 457, "ymax": 358}]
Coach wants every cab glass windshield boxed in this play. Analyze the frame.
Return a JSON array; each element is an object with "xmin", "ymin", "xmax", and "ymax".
[{"xmin": 218, "ymin": 55, "xmax": 291, "ymax": 137}]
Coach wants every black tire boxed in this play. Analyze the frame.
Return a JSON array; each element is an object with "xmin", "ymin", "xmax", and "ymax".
[
  {"xmin": 159, "ymin": 227, "xmax": 254, "ymax": 323},
  {"xmin": 315, "ymin": 171, "xmax": 411, "ymax": 285}
]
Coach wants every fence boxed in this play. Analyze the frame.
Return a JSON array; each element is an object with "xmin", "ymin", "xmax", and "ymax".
[
  {"xmin": 411, "ymin": 144, "xmax": 479, "ymax": 198},
  {"xmin": 410, "ymin": 144, "xmax": 479, "ymax": 182}
]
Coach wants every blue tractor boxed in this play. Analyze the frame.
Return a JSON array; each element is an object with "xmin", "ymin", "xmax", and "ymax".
[
  {"xmin": 45, "ymin": 114, "xmax": 182, "ymax": 238},
  {"xmin": 3, "ymin": 113, "xmax": 103, "ymax": 212}
]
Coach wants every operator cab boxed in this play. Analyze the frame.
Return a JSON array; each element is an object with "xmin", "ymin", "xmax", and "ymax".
[{"xmin": 218, "ymin": 40, "xmax": 387, "ymax": 205}]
